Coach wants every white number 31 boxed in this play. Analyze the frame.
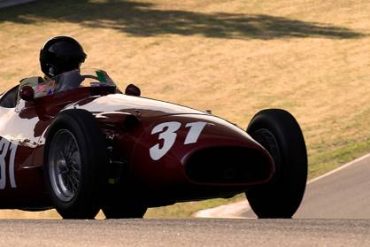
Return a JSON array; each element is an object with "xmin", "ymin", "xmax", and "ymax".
[{"xmin": 149, "ymin": 121, "xmax": 207, "ymax": 160}]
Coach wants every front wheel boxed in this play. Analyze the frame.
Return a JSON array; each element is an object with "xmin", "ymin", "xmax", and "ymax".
[
  {"xmin": 45, "ymin": 109, "xmax": 108, "ymax": 219},
  {"xmin": 246, "ymin": 109, "xmax": 307, "ymax": 218}
]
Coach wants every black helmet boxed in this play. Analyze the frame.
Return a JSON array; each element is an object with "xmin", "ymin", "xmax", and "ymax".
[{"xmin": 40, "ymin": 36, "xmax": 87, "ymax": 77}]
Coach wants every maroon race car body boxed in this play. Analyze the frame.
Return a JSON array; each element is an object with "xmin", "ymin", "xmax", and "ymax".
[{"xmin": 0, "ymin": 69, "xmax": 307, "ymax": 219}]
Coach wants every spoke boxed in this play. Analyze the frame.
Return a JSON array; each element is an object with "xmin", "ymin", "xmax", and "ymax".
[
  {"xmin": 70, "ymin": 153, "xmax": 81, "ymax": 171},
  {"xmin": 57, "ymin": 151, "xmax": 65, "ymax": 166},
  {"xmin": 60, "ymin": 176, "xmax": 70, "ymax": 195},
  {"xmin": 70, "ymin": 174, "xmax": 80, "ymax": 193},
  {"xmin": 64, "ymin": 141, "xmax": 73, "ymax": 161},
  {"xmin": 64, "ymin": 137, "xmax": 77, "ymax": 161},
  {"xmin": 59, "ymin": 165, "xmax": 68, "ymax": 175},
  {"xmin": 49, "ymin": 129, "xmax": 81, "ymax": 202},
  {"xmin": 66, "ymin": 176, "xmax": 73, "ymax": 192},
  {"xmin": 70, "ymin": 163, "xmax": 81, "ymax": 175}
]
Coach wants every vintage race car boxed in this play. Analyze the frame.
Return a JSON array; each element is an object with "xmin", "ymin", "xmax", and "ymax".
[{"xmin": 0, "ymin": 69, "xmax": 307, "ymax": 219}]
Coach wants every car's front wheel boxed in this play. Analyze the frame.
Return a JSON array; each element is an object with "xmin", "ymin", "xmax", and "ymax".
[
  {"xmin": 45, "ymin": 109, "xmax": 108, "ymax": 219},
  {"xmin": 246, "ymin": 109, "xmax": 307, "ymax": 218}
]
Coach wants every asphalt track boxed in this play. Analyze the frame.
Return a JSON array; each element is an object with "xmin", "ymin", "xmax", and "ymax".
[
  {"xmin": 0, "ymin": 219, "xmax": 370, "ymax": 246},
  {"xmin": 296, "ymin": 153, "xmax": 370, "ymax": 219},
  {"xmin": 239, "ymin": 153, "xmax": 370, "ymax": 219}
]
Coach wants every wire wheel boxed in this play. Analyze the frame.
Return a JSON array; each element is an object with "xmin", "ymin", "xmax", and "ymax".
[
  {"xmin": 48, "ymin": 129, "xmax": 81, "ymax": 203},
  {"xmin": 45, "ymin": 109, "xmax": 108, "ymax": 219}
]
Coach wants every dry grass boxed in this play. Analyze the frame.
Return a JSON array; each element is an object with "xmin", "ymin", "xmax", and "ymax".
[{"xmin": 0, "ymin": 0, "xmax": 369, "ymax": 218}]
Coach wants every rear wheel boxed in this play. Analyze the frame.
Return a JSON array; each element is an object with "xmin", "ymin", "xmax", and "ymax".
[
  {"xmin": 45, "ymin": 109, "xmax": 108, "ymax": 219},
  {"xmin": 102, "ymin": 180, "xmax": 147, "ymax": 219},
  {"xmin": 246, "ymin": 109, "xmax": 307, "ymax": 218},
  {"xmin": 102, "ymin": 201, "xmax": 147, "ymax": 219}
]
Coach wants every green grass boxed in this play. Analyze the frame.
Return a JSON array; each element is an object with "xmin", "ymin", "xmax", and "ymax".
[{"xmin": 0, "ymin": 0, "xmax": 369, "ymax": 218}]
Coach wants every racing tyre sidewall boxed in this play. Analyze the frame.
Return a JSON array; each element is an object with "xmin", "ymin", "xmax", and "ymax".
[{"xmin": 246, "ymin": 109, "xmax": 307, "ymax": 218}]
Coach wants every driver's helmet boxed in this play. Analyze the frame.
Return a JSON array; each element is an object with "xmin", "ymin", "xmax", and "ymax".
[{"xmin": 39, "ymin": 36, "xmax": 87, "ymax": 78}]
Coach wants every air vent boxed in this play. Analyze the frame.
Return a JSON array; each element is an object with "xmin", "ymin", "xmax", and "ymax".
[{"xmin": 185, "ymin": 147, "xmax": 272, "ymax": 184}]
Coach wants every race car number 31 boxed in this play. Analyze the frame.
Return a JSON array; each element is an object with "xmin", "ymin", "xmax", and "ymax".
[{"xmin": 149, "ymin": 121, "xmax": 207, "ymax": 160}]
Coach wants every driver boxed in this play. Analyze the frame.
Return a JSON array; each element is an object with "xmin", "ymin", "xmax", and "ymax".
[{"xmin": 20, "ymin": 36, "xmax": 87, "ymax": 94}]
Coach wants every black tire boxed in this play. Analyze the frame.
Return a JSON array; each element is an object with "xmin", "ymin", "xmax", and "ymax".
[
  {"xmin": 246, "ymin": 109, "xmax": 307, "ymax": 218},
  {"xmin": 102, "ymin": 201, "xmax": 147, "ymax": 219},
  {"xmin": 44, "ymin": 109, "xmax": 108, "ymax": 219}
]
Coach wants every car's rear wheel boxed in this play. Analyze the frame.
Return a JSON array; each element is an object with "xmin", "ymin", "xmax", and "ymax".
[
  {"xmin": 45, "ymin": 109, "xmax": 108, "ymax": 219},
  {"xmin": 246, "ymin": 109, "xmax": 307, "ymax": 218},
  {"xmin": 102, "ymin": 201, "xmax": 147, "ymax": 219}
]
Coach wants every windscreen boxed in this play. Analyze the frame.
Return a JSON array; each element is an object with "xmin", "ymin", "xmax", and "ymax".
[{"xmin": 30, "ymin": 69, "xmax": 116, "ymax": 98}]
